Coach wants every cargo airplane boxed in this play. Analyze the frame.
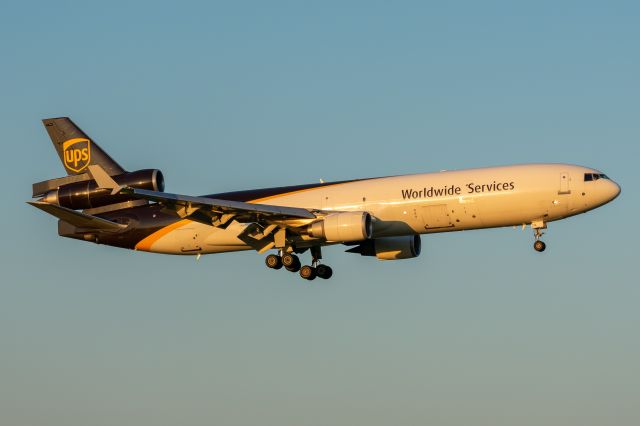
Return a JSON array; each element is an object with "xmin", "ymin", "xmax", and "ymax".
[{"xmin": 29, "ymin": 118, "xmax": 620, "ymax": 280}]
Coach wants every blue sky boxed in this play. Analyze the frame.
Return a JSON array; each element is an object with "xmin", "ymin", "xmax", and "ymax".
[{"xmin": 1, "ymin": 1, "xmax": 638, "ymax": 425}]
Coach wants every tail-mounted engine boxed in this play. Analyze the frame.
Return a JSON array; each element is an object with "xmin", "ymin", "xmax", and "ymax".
[{"xmin": 41, "ymin": 169, "xmax": 164, "ymax": 210}]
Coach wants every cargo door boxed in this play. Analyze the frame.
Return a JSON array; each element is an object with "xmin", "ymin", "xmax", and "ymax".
[
  {"xmin": 558, "ymin": 172, "xmax": 572, "ymax": 211},
  {"xmin": 420, "ymin": 204, "xmax": 453, "ymax": 229},
  {"xmin": 177, "ymin": 227, "xmax": 202, "ymax": 253}
]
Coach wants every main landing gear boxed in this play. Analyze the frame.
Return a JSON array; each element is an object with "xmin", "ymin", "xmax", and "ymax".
[
  {"xmin": 532, "ymin": 221, "xmax": 547, "ymax": 252},
  {"xmin": 265, "ymin": 247, "xmax": 333, "ymax": 280},
  {"xmin": 299, "ymin": 261, "xmax": 334, "ymax": 280}
]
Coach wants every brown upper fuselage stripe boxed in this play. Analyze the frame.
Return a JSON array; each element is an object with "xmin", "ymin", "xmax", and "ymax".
[{"xmin": 202, "ymin": 178, "xmax": 367, "ymax": 203}]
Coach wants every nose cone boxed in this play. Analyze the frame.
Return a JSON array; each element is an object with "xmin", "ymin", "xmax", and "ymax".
[
  {"xmin": 607, "ymin": 180, "xmax": 621, "ymax": 202},
  {"xmin": 585, "ymin": 176, "xmax": 621, "ymax": 210}
]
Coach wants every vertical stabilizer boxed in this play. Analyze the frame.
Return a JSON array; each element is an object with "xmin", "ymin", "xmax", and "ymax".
[{"xmin": 42, "ymin": 117, "xmax": 126, "ymax": 176}]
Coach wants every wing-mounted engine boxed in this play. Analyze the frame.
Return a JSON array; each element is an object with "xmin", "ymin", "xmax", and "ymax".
[
  {"xmin": 307, "ymin": 211, "xmax": 372, "ymax": 242},
  {"xmin": 346, "ymin": 235, "xmax": 421, "ymax": 260},
  {"xmin": 38, "ymin": 169, "xmax": 164, "ymax": 210}
]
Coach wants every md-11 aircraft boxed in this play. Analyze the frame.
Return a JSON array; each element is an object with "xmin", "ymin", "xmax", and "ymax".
[{"xmin": 29, "ymin": 117, "xmax": 620, "ymax": 280}]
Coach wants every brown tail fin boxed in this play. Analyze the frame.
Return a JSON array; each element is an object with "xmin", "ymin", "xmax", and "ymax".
[{"xmin": 42, "ymin": 117, "xmax": 126, "ymax": 176}]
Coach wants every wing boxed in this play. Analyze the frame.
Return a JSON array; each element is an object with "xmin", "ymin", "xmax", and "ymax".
[
  {"xmin": 88, "ymin": 164, "xmax": 317, "ymax": 223},
  {"xmin": 122, "ymin": 187, "xmax": 316, "ymax": 221},
  {"xmin": 122, "ymin": 188, "xmax": 321, "ymax": 253},
  {"xmin": 88, "ymin": 164, "xmax": 321, "ymax": 252}
]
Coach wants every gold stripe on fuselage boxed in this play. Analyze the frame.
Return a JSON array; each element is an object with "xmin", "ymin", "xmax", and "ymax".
[{"xmin": 134, "ymin": 219, "xmax": 191, "ymax": 251}]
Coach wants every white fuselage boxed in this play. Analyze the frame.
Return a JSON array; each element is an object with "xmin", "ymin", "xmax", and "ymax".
[{"xmin": 140, "ymin": 163, "xmax": 620, "ymax": 254}]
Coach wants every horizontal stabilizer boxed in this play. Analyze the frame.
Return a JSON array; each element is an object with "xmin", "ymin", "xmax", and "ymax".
[{"xmin": 27, "ymin": 201, "xmax": 126, "ymax": 231}]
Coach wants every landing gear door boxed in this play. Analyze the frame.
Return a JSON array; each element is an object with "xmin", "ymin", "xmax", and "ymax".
[{"xmin": 559, "ymin": 172, "xmax": 571, "ymax": 194}]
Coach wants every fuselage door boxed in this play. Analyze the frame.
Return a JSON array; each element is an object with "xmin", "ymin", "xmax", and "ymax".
[
  {"xmin": 559, "ymin": 172, "xmax": 571, "ymax": 194},
  {"xmin": 176, "ymin": 227, "xmax": 202, "ymax": 253},
  {"xmin": 420, "ymin": 204, "xmax": 453, "ymax": 229}
]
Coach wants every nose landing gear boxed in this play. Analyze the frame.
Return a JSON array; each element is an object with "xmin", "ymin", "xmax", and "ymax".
[
  {"xmin": 532, "ymin": 221, "xmax": 547, "ymax": 252},
  {"xmin": 533, "ymin": 239, "xmax": 546, "ymax": 252}
]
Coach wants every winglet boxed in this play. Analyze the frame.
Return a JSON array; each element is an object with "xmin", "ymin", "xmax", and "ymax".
[{"xmin": 88, "ymin": 164, "xmax": 124, "ymax": 195}]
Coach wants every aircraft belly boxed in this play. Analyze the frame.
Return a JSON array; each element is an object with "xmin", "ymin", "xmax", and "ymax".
[
  {"xmin": 203, "ymin": 222, "xmax": 253, "ymax": 252},
  {"xmin": 367, "ymin": 191, "xmax": 562, "ymax": 235},
  {"xmin": 367, "ymin": 199, "xmax": 480, "ymax": 235},
  {"xmin": 140, "ymin": 221, "xmax": 250, "ymax": 255},
  {"xmin": 474, "ymin": 192, "xmax": 553, "ymax": 227}
]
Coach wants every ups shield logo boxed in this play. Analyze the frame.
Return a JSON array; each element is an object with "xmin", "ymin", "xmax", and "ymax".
[{"xmin": 62, "ymin": 138, "xmax": 91, "ymax": 173}]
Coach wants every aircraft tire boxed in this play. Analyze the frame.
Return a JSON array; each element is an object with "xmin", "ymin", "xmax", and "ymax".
[
  {"xmin": 285, "ymin": 260, "xmax": 301, "ymax": 273},
  {"xmin": 316, "ymin": 264, "xmax": 333, "ymax": 279},
  {"xmin": 533, "ymin": 240, "xmax": 546, "ymax": 252},
  {"xmin": 282, "ymin": 254, "xmax": 299, "ymax": 268},
  {"xmin": 300, "ymin": 265, "xmax": 317, "ymax": 280},
  {"xmin": 265, "ymin": 254, "xmax": 283, "ymax": 269}
]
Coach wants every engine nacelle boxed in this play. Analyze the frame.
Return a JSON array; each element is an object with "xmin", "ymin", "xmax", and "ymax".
[
  {"xmin": 308, "ymin": 211, "xmax": 372, "ymax": 242},
  {"xmin": 42, "ymin": 169, "xmax": 164, "ymax": 210},
  {"xmin": 347, "ymin": 235, "xmax": 421, "ymax": 260}
]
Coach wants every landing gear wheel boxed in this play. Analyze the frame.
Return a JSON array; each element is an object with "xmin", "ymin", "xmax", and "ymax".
[
  {"xmin": 282, "ymin": 253, "xmax": 298, "ymax": 267},
  {"xmin": 282, "ymin": 253, "xmax": 301, "ymax": 272},
  {"xmin": 265, "ymin": 254, "xmax": 282, "ymax": 269},
  {"xmin": 286, "ymin": 263, "xmax": 301, "ymax": 273},
  {"xmin": 300, "ymin": 265, "xmax": 317, "ymax": 280},
  {"xmin": 315, "ymin": 264, "xmax": 333, "ymax": 279},
  {"xmin": 533, "ymin": 240, "xmax": 546, "ymax": 252}
]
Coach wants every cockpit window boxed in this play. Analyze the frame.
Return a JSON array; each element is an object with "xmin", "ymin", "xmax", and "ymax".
[{"xmin": 584, "ymin": 173, "xmax": 609, "ymax": 181}]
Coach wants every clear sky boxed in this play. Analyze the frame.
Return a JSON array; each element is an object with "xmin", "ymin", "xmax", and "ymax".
[{"xmin": 1, "ymin": 1, "xmax": 638, "ymax": 425}]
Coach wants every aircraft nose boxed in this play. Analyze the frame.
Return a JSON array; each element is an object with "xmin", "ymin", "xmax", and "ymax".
[{"xmin": 607, "ymin": 179, "xmax": 621, "ymax": 201}]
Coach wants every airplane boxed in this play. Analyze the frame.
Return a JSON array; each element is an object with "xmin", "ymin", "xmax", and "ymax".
[{"xmin": 29, "ymin": 117, "xmax": 621, "ymax": 280}]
